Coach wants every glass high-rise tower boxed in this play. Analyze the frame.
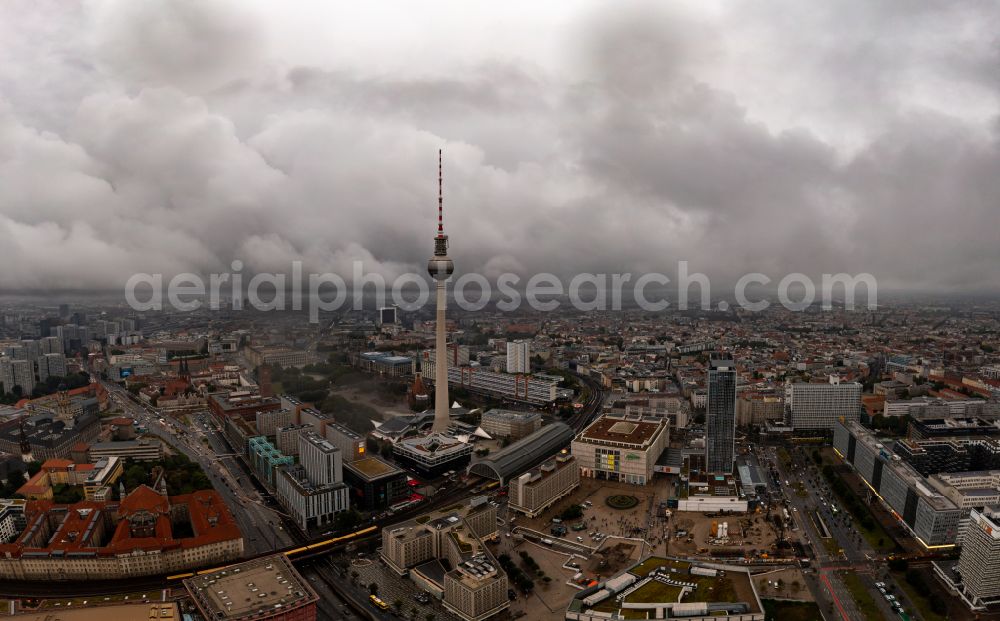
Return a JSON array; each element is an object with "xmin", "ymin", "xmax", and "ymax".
[{"xmin": 705, "ymin": 354, "xmax": 737, "ymax": 474}]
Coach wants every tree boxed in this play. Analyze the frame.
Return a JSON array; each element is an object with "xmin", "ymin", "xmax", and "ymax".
[
  {"xmin": 394, "ymin": 599, "xmax": 404, "ymax": 613},
  {"xmin": 0, "ymin": 470, "xmax": 27, "ymax": 498},
  {"xmin": 369, "ymin": 583, "xmax": 379, "ymax": 595},
  {"xmin": 380, "ymin": 442, "xmax": 394, "ymax": 459},
  {"xmin": 334, "ymin": 509, "xmax": 362, "ymax": 531},
  {"xmin": 559, "ymin": 504, "xmax": 584, "ymax": 521}
]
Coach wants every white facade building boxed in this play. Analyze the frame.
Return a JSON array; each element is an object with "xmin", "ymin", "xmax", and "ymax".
[
  {"xmin": 506, "ymin": 340, "xmax": 530, "ymax": 374},
  {"xmin": 959, "ymin": 506, "xmax": 1000, "ymax": 608},
  {"xmin": 274, "ymin": 431, "xmax": 350, "ymax": 531},
  {"xmin": 788, "ymin": 377, "xmax": 862, "ymax": 430}
]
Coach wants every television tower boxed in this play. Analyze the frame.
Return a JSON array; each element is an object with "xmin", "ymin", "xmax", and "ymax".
[{"xmin": 428, "ymin": 150, "xmax": 454, "ymax": 433}]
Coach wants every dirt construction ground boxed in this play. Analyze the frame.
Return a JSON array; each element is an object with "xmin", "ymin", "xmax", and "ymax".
[{"xmin": 669, "ymin": 510, "xmax": 793, "ymax": 559}]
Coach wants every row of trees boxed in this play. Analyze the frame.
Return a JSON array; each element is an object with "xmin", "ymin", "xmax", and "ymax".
[
  {"xmin": 820, "ymin": 464, "xmax": 876, "ymax": 531},
  {"xmin": 497, "ymin": 553, "xmax": 534, "ymax": 592}
]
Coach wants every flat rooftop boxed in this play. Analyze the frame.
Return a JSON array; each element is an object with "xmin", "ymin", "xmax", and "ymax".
[
  {"xmin": 483, "ymin": 409, "xmax": 542, "ymax": 421},
  {"xmin": 398, "ymin": 432, "xmax": 469, "ymax": 454},
  {"xmin": 345, "ymin": 456, "xmax": 403, "ymax": 480},
  {"xmin": 570, "ymin": 556, "xmax": 761, "ymax": 617},
  {"xmin": 578, "ymin": 414, "xmax": 665, "ymax": 447},
  {"xmin": 184, "ymin": 555, "xmax": 317, "ymax": 621}
]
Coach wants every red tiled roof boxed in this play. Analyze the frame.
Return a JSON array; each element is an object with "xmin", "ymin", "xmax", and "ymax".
[
  {"xmin": 118, "ymin": 484, "xmax": 169, "ymax": 516},
  {"xmin": 0, "ymin": 487, "xmax": 242, "ymax": 558}
]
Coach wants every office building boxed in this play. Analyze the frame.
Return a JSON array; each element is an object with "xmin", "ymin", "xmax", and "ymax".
[
  {"xmin": 275, "ymin": 424, "xmax": 312, "ymax": 456},
  {"xmin": 907, "ymin": 417, "xmax": 1000, "ymax": 441},
  {"xmin": 298, "ymin": 407, "xmax": 336, "ymax": 435},
  {"xmin": 509, "ymin": 454, "xmax": 580, "ymax": 517},
  {"xmin": 299, "ymin": 432, "xmax": 342, "ymax": 486},
  {"xmin": 958, "ymin": 506, "xmax": 1000, "ymax": 608},
  {"xmin": 39, "ymin": 353, "xmax": 67, "ymax": 382},
  {"xmin": 0, "ymin": 499, "xmax": 26, "ymax": 544},
  {"xmin": 506, "ymin": 340, "xmax": 530, "ymax": 374},
  {"xmin": 381, "ymin": 499, "xmax": 507, "ymax": 621},
  {"xmin": 479, "ymin": 409, "xmax": 542, "ymax": 440},
  {"xmin": 245, "ymin": 345, "xmax": 314, "ymax": 369},
  {"xmin": 787, "ymin": 377, "xmax": 862, "ymax": 430},
  {"xmin": 185, "ymin": 554, "xmax": 318, "ymax": 621},
  {"xmin": 420, "ymin": 344, "xmax": 471, "ymax": 381},
  {"xmin": 448, "ymin": 366, "xmax": 559, "ymax": 405},
  {"xmin": 0, "ymin": 358, "xmax": 34, "ymax": 396},
  {"xmin": 884, "ymin": 397, "xmax": 1000, "ymax": 420},
  {"xmin": 274, "ymin": 432, "xmax": 350, "ymax": 531},
  {"xmin": 39, "ymin": 336, "xmax": 62, "ymax": 355},
  {"xmin": 356, "ymin": 351, "xmax": 414, "ymax": 377},
  {"xmin": 572, "ymin": 414, "xmax": 669, "ymax": 485},
  {"xmin": 833, "ymin": 420, "xmax": 962, "ymax": 547},
  {"xmin": 274, "ymin": 464, "xmax": 350, "ymax": 531},
  {"xmin": 378, "ymin": 306, "xmax": 398, "ymax": 326},
  {"xmin": 736, "ymin": 394, "xmax": 784, "ymax": 427},
  {"xmin": 705, "ymin": 355, "xmax": 737, "ymax": 473},
  {"xmin": 248, "ymin": 436, "xmax": 294, "ymax": 487},
  {"xmin": 255, "ymin": 408, "xmax": 293, "ymax": 437},
  {"xmin": 208, "ymin": 392, "xmax": 281, "ymax": 423},
  {"xmin": 324, "ymin": 422, "xmax": 366, "ymax": 462},
  {"xmin": 87, "ymin": 439, "xmax": 163, "ymax": 462},
  {"xmin": 616, "ymin": 395, "xmax": 691, "ymax": 430},
  {"xmin": 343, "ymin": 457, "xmax": 409, "ymax": 511}
]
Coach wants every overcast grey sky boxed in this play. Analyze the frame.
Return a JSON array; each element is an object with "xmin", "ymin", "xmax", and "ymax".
[{"xmin": 1, "ymin": 0, "xmax": 998, "ymax": 293}]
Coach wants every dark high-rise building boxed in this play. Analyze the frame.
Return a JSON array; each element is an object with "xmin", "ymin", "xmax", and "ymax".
[
  {"xmin": 378, "ymin": 305, "xmax": 398, "ymax": 326},
  {"xmin": 38, "ymin": 317, "xmax": 59, "ymax": 338},
  {"xmin": 705, "ymin": 354, "xmax": 737, "ymax": 474}
]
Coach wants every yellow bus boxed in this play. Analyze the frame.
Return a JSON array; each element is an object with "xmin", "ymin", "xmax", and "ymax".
[{"xmin": 369, "ymin": 595, "xmax": 390, "ymax": 610}]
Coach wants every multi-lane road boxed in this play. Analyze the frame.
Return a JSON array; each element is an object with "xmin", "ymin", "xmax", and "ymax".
[
  {"xmin": 771, "ymin": 445, "xmax": 918, "ymax": 621},
  {"xmin": 103, "ymin": 381, "xmax": 299, "ymax": 554}
]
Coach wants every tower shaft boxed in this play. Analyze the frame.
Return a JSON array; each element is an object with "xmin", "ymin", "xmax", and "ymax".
[{"xmin": 432, "ymin": 281, "xmax": 450, "ymax": 432}]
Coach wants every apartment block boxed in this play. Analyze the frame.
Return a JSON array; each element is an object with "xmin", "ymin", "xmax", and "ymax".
[
  {"xmin": 509, "ymin": 454, "xmax": 580, "ymax": 518},
  {"xmin": 788, "ymin": 377, "xmax": 862, "ymax": 430},
  {"xmin": 479, "ymin": 409, "xmax": 542, "ymax": 440},
  {"xmin": 381, "ymin": 499, "xmax": 506, "ymax": 621}
]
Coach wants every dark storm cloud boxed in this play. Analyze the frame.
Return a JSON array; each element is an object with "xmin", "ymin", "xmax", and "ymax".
[{"xmin": 0, "ymin": 0, "xmax": 998, "ymax": 292}]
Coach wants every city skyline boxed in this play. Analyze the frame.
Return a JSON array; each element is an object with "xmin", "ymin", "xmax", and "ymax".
[{"xmin": 2, "ymin": 3, "xmax": 1000, "ymax": 619}]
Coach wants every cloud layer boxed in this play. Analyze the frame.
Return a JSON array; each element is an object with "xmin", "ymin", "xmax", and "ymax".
[{"xmin": 1, "ymin": 0, "xmax": 998, "ymax": 293}]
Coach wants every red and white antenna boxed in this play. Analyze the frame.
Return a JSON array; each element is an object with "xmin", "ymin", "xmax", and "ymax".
[{"xmin": 437, "ymin": 149, "xmax": 444, "ymax": 237}]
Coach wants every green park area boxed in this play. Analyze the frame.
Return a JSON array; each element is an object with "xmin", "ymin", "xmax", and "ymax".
[{"xmin": 840, "ymin": 571, "xmax": 882, "ymax": 621}]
